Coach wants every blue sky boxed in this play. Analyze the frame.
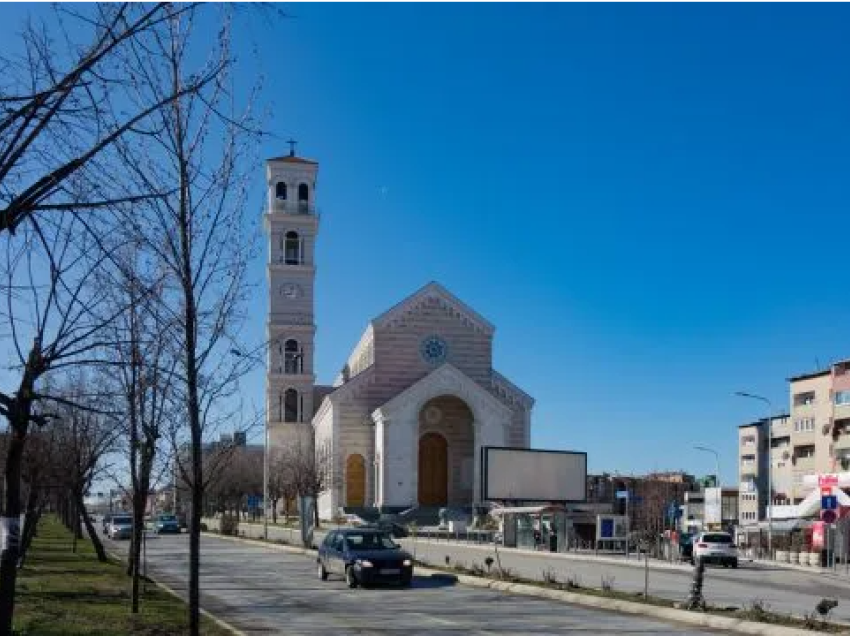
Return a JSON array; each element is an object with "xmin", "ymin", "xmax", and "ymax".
[{"xmin": 5, "ymin": 4, "xmax": 850, "ymax": 486}]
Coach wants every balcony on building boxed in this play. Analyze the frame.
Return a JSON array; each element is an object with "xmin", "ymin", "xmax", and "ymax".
[
  {"xmin": 832, "ymin": 418, "xmax": 850, "ymax": 459},
  {"xmin": 791, "ymin": 444, "xmax": 816, "ymax": 473},
  {"xmin": 792, "ymin": 390, "xmax": 816, "ymax": 410}
]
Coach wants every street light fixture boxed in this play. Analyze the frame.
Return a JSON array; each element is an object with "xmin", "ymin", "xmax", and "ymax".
[
  {"xmin": 735, "ymin": 391, "xmax": 774, "ymax": 559},
  {"xmin": 693, "ymin": 445, "xmax": 721, "ymax": 489}
]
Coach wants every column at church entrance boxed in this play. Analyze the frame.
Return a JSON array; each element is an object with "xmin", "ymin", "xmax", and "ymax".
[{"xmin": 417, "ymin": 395, "xmax": 474, "ymax": 507}]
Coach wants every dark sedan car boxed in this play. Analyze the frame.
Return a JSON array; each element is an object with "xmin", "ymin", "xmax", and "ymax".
[
  {"xmin": 155, "ymin": 514, "xmax": 181, "ymax": 534},
  {"xmin": 317, "ymin": 528, "xmax": 413, "ymax": 588}
]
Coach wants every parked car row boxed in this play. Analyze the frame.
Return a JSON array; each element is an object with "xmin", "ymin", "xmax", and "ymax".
[{"xmin": 101, "ymin": 513, "xmax": 183, "ymax": 540}]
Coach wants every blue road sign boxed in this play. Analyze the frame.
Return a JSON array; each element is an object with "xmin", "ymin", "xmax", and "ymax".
[
  {"xmin": 247, "ymin": 495, "xmax": 261, "ymax": 509},
  {"xmin": 616, "ymin": 490, "xmax": 630, "ymax": 500},
  {"xmin": 822, "ymin": 495, "xmax": 838, "ymax": 510}
]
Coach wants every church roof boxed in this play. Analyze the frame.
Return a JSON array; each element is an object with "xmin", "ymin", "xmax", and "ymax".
[
  {"xmin": 267, "ymin": 155, "xmax": 318, "ymax": 165},
  {"xmin": 371, "ymin": 281, "xmax": 495, "ymax": 336}
]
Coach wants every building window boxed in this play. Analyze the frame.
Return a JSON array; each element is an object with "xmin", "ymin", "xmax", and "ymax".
[
  {"xmin": 298, "ymin": 183, "xmax": 309, "ymax": 202},
  {"xmin": 284, "ymin": 388, "xmax": 299, "ymax": 422},
  {"xmin": 835, "ymin": 390, "xmax": 850, "ymax": 406},
  {"xmin": 276, "ymin": 182, "xmax": 287, "ymax": 200},
  {"xmin": 794, "ymin": 444, "xmax": 815, "ymax": 459},
  {"xmin": 793, "ymin": 418, "xmax": 815, "ymax": 432},
  {"xmin": 284, "ymin": 231, "xmax": 301, "ymax": 265},
  {"xmin": 741, "ymin": 454, "xmax": 755, "ymax": 466},
  {"xmin": 742, "ymin": 435, "xmax": 755, "ymax": 446},
  {"xmin": 284, "ymin": 339, "xmax": 302, "ymax": 374}
]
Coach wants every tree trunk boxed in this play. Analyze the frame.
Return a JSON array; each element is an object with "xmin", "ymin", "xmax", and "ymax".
[
  {"xmin": 17, "ymin": 506, "xmax": 42, "ymax": 570},
  {"xmin": 130, "ymin": 463, "xmax": 151, "ymax": 612},
  {"xmin": 17, "ymin": 485, "xmax": 40, "ymax": 568},
  {"xmin": 0, "ymin": 418, "xmax": 28, "ymax": 636},
  {"xmin": 271, "ymin": 499, "xmax": 277, "ymax": 525},
  {"xmin": 71, "ymin": 498, "xmax": 79, "ymax": 554},
  {"xmin": 78, "ymin": 495, "xmax": 107, "ymax": 562}
]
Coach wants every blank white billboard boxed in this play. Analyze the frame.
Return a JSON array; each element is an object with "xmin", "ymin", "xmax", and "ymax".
[{"xmin": 481, "ymin": 447, "xmax": 587, "ymax": 502}]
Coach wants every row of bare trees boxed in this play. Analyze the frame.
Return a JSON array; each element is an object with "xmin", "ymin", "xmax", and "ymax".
[
  {"xmin": 202, "ymin": 440, "xmax": 336, "ymax": 530},
  {"xmin": 0, "ymin": 4, "xmax": 275, "ymax": 635}
]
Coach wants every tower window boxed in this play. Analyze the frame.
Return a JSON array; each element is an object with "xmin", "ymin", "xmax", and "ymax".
[
  {"xmin": 275, "ymin": 182, "xmax": 287, "ymax": 200},
  {"xmin": 298, "ymin": 183, "xmax": 309, "ymax": 202},
  {"xmin": 284, "ymin": 231, "xmax": 301, "ymax": 265},
  {"xmin": 284, "ymin": 388, "xmax": 299, "ymax": 422},
  {"xmin": 284, "ymin": 339, "xmax": 302, "ymax": 374}
]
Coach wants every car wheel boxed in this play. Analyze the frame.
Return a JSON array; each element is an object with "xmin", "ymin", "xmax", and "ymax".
[
  {"xmin": 345, "ymin": 566, "xmax": 358, "ymax": 589},
  {"xmin": 318, "ymin": 562, "xmax": 328, "ymax": 581}
]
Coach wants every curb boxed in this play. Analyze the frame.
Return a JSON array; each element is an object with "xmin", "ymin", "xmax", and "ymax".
[
  {"xmin": 404, "ymin": 536, "xmax": 695, "ymax": 574},
  {"xmin": 105, "ymin": 546, "xmax": 247, "ymax": 636},
  {"xmin": 202, "ymin": 533, "xmax": 840, "ymax": 635},
  {"xmin": 414, "ymin": 566, "xmax": 838, "ymax": 636}
]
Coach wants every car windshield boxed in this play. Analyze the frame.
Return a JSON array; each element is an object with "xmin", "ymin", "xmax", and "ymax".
[
  {"xmin": 702, "ymin": 533, "xmax": 732, "ymax": 544},
  {"xmin": 344, "ymin": 532, "xmax": 397, "ymax": 550},
  {"xmin": 113, "ymin": 516, "xmax": 132, "ymax": 525},
  {"xmin": 159, "ymin": 515, "xmax": 176, "ymax": 522}
]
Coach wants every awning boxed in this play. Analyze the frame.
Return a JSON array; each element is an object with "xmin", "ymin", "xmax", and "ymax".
[{"xmin": 739, "ymin": 519, "xmax": 808, "ymax": 533}]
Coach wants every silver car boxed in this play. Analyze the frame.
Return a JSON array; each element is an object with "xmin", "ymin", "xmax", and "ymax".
[
  {"xmin": 108, "ymin": 514, "xmax": 133, "ymax": 540},
  {"xmin": 693, "ymin": 531, "xmax": 738, "ymax": 568}
]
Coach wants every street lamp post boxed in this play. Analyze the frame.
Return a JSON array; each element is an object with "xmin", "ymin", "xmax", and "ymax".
[
  {"xmin": 735, "ymin": 391, "xmax": 774, "ymax": 559},
  {"xmin": 232, "ymin": 343, "xmax": 304, "ymax": 542}
]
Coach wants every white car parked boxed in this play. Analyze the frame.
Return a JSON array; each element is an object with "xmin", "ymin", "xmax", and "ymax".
[{"xmin": 692, "ymin": 531, "xmax": 738, "ymax": 568}]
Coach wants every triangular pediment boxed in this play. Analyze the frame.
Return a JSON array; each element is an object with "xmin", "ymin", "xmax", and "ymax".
[
  {"xmin": 371, "ymin": 363, "xmax": 512, "ymax": 422},
  {"xmin": 371, "ymin": 281, "xmax": 494, "ymax": 336}
]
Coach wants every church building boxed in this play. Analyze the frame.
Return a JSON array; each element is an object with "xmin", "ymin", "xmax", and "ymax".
[{"xmin": 265, "ymin": 150, "xmax": 534, "ymax": 519}]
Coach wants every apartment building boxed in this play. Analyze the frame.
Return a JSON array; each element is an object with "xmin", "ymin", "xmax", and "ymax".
[
  {"xmin": 788, "ymin": 360, "xmax": 850, "ymax": 500},
  {"xmin": 737, "ymin": 414, "xmax": 790, "ymax": 526},
  {"xmin": 737, "ymin": 358, "xmax": 850, "ymax": 526}
]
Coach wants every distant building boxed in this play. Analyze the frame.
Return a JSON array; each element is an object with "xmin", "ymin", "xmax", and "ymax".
[{"xmin": 736, "ymin": 358, "xmax": 850, "ymax": 527}]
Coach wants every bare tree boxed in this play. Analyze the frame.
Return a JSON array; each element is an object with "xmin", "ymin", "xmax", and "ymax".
[
  {"xmin": 0, "ymin": 207, "xmax": 125, "ymax": 632},
  {"xmin": 0, "ymin": 3, "xmax": 215, "ymax": 237},
  {"xmin": 101, "ymin": 247, "xmax": 178, "ymax": 613},
  {"xmin": 50, "ymin": 374, "xmax": 118, "ymax": 562},
  {"xmin": 109, "ymin": 6, "xmax": 262, "ymax": 632},
  {"xmin": 268, "ymin": 453, "xmax": 298, "ymax": 524},
  {"xmin": 283, "ymin": 440, "xmax": 338, "ymax": 530}
]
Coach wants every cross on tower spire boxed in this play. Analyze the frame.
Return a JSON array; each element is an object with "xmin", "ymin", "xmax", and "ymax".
[{"xmin": 286, "ymin": 138, "xmax": 297, "ymax": 157}]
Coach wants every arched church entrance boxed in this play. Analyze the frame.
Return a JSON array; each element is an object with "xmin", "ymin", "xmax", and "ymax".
[
  {"xmin": 345, "ymin": 454, "xmax": 366, "ymax": 506},
  {"xmin": 417, "ymin": 395, "xmax": 474, "ymax": 507}
]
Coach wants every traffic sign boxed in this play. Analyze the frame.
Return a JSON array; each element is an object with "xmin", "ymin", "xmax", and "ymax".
[
  {"xmin": 821, "ymin": 509, "xmax": 838, "ymax": 524},
  {"xmin": 615, "ymin": 490, "xmax": 630, "ymax": 500},
  {"xmin": 822, "ymin": 495, "xmax": 838, "ymax": 510}
]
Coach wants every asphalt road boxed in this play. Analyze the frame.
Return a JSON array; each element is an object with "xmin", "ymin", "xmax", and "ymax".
[
  {"xmin": 405, "ymin": 538, "xmax": 850, "ymax": 623},
  {"xmin": 107, "ymin": 531, "xmax": 720, "ymax": 635}
]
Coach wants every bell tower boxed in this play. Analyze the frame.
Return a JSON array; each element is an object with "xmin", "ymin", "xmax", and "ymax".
[{"xmin": 265, "ymin": 143, "xmax": 319, "ymax": 452}]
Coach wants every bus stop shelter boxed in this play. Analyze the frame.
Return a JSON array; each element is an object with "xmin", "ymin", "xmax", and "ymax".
[{"xmin": 491, "ymin": 505, "xmax": 570, "ymax": 552}]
